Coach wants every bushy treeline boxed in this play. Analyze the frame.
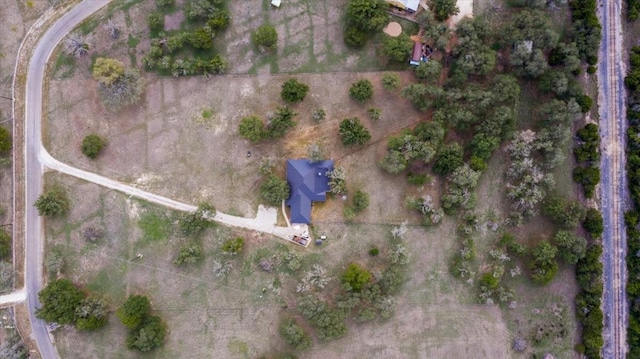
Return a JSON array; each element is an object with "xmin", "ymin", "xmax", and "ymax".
[
  {"xmin": 573, "ymin": 123, "xmax": 600, "ymax": 198},
  {"xmin": 568, "ymin": 0, "xmax": 602, "ymax": 65},
  {"xmin": 625, "ymin": 46, "xmax": 640, "ymax": 358},
  {"xmin": 628, "ymin": 0, "xmax": 640, "ymax": 21}
]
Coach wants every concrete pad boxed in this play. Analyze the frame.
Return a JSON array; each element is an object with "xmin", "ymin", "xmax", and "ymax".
[{"xmin": 383, "ymin": 22, "xmax": 402, "ymax": 37}]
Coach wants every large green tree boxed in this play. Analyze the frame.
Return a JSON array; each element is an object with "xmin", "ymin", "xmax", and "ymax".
[
  {"xmin": 126, "ymin": 315, "xmax": 167, "ymax": 352},
  {"xmin": 260, "ymin": 175, "xmax": 290, "ymax": 205},
  {"xmin": 339, "ymin": 118, "xmax": 371, "ymax": 146},
  {"xmin": 341, "ymin": 263, "xmax": 371, "ymax": 291},
  {"xmin": 116, "ymin": 295, "xmax": 151, "ymax": 330},
  {"xmin": 383, "ymin": 34, "xmax": 413, "ymax": 63},
  {"xmin": 281, "ymin": 78, "xmax": 310, "ymax": 103},
  {"xmin": 36, "ymin": 279, "xmax": 85, "ymax": 325},
  {"xmin": 346, "ymin": 0, "xmax": 389, "ymax": 32},
  {"xmin": 253, "ymin": 24, "xmax": 278, "ymax": 51},
  {"xmin": 238, "ymin": 116, "xmax": 265, "ymax": 142},
  {"xmin": 429, "ymin": 0, "xmax": 459, "ymax": 21},
  {"xmin": 34, "ymin": 187, "xmax": 70, "ymax": 217}
]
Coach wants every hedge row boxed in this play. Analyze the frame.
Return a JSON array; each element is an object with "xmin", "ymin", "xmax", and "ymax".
[
  {"xmin": 626, "ymin": 46, "xmax": 640, "ymax": 357},
  {"xmin": 568, "ymin": 0, "xmax": 602, "ymax": 65},
  {"xmin": 573, "ymin": 123, "xmax": 600, "ymax": 198}
]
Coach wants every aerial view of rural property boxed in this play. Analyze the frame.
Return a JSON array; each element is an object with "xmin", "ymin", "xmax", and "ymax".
[{"xmin": 0, "ymin": 0, "xmax": 639, "ymax": 358}]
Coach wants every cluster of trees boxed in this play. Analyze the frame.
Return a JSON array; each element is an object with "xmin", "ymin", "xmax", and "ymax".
[
  {"xmin": 568, "ymin": 0, "xmax": 601, "ymax": 65},
  {"xmin": 36, "ymin": 278, "xmax": 108, "ymax": 330},
  {"xmin": 630, "ymin": 0, "xmax": 640, "ymax": 21},
  {"xmin": 343, "ymin": 0, "xmax": 389, "ymax": 48},
  {"xmin": 293, "ymin": 237, "xmax": 409, "ymax": 342},
  {"xmin": 626, "ymin": 47, "xmax": 640, "ymax": 358},
  {"xmin": 239, "ymin": 106, "xmax": 298, "ymax": 142},
  {"xmin": 572, "ymin": 124, "xmax": 600, "ymax": 198},
  {"xmin": 116, "ymin": 295, "xmax": 167, "ymax": 352},
  {"xmin": 379, "ymin": 121, "xmax": 444, "ymax": 175},
  {"xmin": 92, "ymin": 57, "xmax": 145, "ymax": 111},
  {"xmin": 142, "ymin": 0, "xmax": 229, "ymax": 76}
]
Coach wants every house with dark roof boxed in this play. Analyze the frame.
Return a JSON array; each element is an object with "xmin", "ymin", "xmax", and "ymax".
[{"xmin": 285, "ymin": 159, "xmax": 334, "ymax": 224}]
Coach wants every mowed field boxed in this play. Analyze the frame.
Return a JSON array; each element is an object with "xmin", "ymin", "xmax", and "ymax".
[{"xmin": 45, "ymin": 172, "xmax": 512, "ymax": 358}]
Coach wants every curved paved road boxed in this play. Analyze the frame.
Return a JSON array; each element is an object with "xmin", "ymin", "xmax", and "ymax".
[
  {"xmin": 597, "ymin": 0, "xmax": 628, "ymax": 357},
  {"xmin": 25, "ymin": 2, "xmax": 111, "ymax": 357}
]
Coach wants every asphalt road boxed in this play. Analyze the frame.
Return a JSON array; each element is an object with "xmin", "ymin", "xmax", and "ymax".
[
  {"xmin": 25, "ymin": 1, "xmax": 111, "ymax": 358},
  {"xmin": 597, "ymin": 0, "xmax": 628, "ymax": 357}
]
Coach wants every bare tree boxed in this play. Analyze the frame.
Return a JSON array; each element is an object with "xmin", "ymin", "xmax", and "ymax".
[
  {"xmin": 65, "ymin": 33, "xmax": 89, "ymax": 57},
  {"xmin": 106, "ymin": 19, "xmax": 119, "ymax": 39}
]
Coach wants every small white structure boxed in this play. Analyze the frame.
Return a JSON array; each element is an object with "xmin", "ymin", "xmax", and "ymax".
[{"xmin": 271, "ymin": 0, "xmax": 281, "ymax": 7}]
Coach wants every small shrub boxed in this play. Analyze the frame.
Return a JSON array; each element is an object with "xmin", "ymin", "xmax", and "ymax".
[
  {"xmin": 352, "ymin": 190, "xmax": 370, "ymax": 213},
  {"xmin": 281, "ymin": 78, "xmax": 309, "ymax": 103},
  {"xmin": 312, "ymin": 108, "xmax": 326, "ymax": 122},
  {"xmin": 238, "ymin": 116, "xmax": 265, "ymax": 142},
  {"xmin": 339, "ymin": 117, "xmax": 371, "ymax": 146},
  {"xmin": 81, "ymin": 134, "xmax": 107, "ymax": 159},
  {"xmin": 147, "ymin": 12, "xmax": 164, "ymax": 30},
  {"xmin": 82, "ymin": 226, "xmax": 105, "ymax": 242},
  {"xmin": 382, "ymin": 73, "xmax": 401, "ymax": 91},
  {"xmin": 174, "ymin": 242, "xmax": 203, "ymax": 266},
  {"xmin": 407, "ymin": 173, "xmax": 428, "ymax": 186},
  {"xmin": 368, "ymin": 247, "xmax": 379, "ymax": 256},
  {"xmin": 349, "ymin": 79, "xmax": 373, "ymax": 103},
  {"xmin": 343, "ymin": 206, "xmax": 356, "ymax": 221},
  {"xmin": 253, "ymin": 24, "xmax": 278, "ymax": 51},
  {"xmin": 222, "ymin": 237, "xmax": 244, "ymax": 255},
  {"xmin": 344, "ymin": 26, "xmax": 367, "ymax": 48},
  {"xmin": 0, "ymin": 127, "xmax": 12, "ymax": 155},
  {"xmin": 587, "ymin": 65, "xmax": 597, "ymax": 74},
  {"xmin": 367, "ymin": 108, "xmax": 381, "ymax": 121}
]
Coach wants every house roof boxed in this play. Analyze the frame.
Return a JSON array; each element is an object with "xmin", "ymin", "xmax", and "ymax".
[
  {"xmin": 386, "ymin": 0, "xmax": 420, "ymax": 11},
  {"xmin": 285, "ymin": 159, "xmax": 334, "ymax": 224}
]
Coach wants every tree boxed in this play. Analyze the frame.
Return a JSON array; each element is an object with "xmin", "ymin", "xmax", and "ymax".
[
  {"xmin": 36, "ymin": 279, "xmax": 85, "ymax": 325},
  {"xmin": 116, "ymin": 295, "xmax": 151, "ymax": 330},
  {"xmin": 99, "ymin": 68, "xmax": 145, "ymax": 111},
  {"xmin": 379, "ymin": 150, "xmax": 408, "ymax": 174},
  {"xmin": 307, "ymin": 143, "xmax": 326, "ymax": 163},
  {"xmin": 507, "ymin": 9, "xmax": 559, "ymax": 51},
  {"xmin": 530, "ymin": 241, "xmax": 558, "ymax": 284},
  {"xmin": 349, "ymin": 79, "xmax": 373, "ymax": 103},
  {"xmin": 81, "ymin": 134, "xmax": 107, "ymax": 159},
  {"xmin": 147, "ymin": 12, "xmax": 164, "ymax": 30},
  {"xmin": 433, "ymin": 143, "xmax": 463, "ymax": 175},
  {"xmin": 573, "ymin": 166, "xmax": 600, "ymax": 198},
  {"xmin": 65, "ymin": 33, "xmax": 89, "ymax": 57},
  {"xmin": 281, "ymin": 78, "xmax": 309, "ymax": 103},
  {"xmin": 352, "ymin": 190, "xmax": 370, "ymax": 213},
  {"xmin": 92, "ymin": 58, "xmax": 125, "ymax": 86},
  {"xmin": 261, "ymin": 175, "xmax": 290, "ymax": 205},
  {"xmin": 583, "ymin": 208, "xmax": 603, "ymax": 238},
  {"xmin": 174, "ymin": 242, "xmax": 203, "ymax": 266},
  {"xmin": 75, "ymin": 297, "xmax": 108, "ymax": 330},
  {"xmin": 429, "ymin": 0, "xmax": 459, "ymax": 21},
  {"xmin": 126, "ymin": 315, "xmax": 166, "ymax": 352},
  {"xmin": 279, "ymin": 318, "xmax": 312, "ymax": 350},
  {"xmin": 415, "ymin": 60, "xmax": 442, "ymax": 80},
  {"xmin": 34, "ymin": 187, "xmax": 70, "ymax": 217},
  {"xmin": 510, "ymin": 46, "xmax": 548, "ymax": 78},
  {"xmin": 188, "ymin": 26, "xmax": 214, "ymax": 49},
  {"xmin": 342, "ymin": 263, "xmax": 371, "ymax": 291},
  {"xmin": 239, "ymin": 116, "xmax": 265, "ymax": 142},
  {"xmin": 178, "ymin": 204, "xmax": 215, "ymax": 236},
  {"xmin": 383, "ymin": 34, "xmax": 413, "ymax": 63},
  {"xmin": 554, "ymin": 230, "xmax": 587, "ymax": 264},
  {"xmin": 266, "ymin": 106, "xmax": 297, "ymax": 139},
  {"xmin": 253, "ymin": 24, "xmax": 278, "ymax": 51},
  {"xmin": 0, "ymin": 261, "xmax": 14, "ymax": 292},
  {"xmin": 0, "ymin": 330, "xmax": 28, "ymax": 359},
  {"xmin": 382, "ymin": 73, "xmax": 401, "ymax": 91},
  {"xmin": 221, "ymin": 237, "xmax": 244, "ymax": 255},
  {"xmin": 339, "ymin": 118, "xmax": 371, "ymax": 146},
  {"xmin": 346, "ymin": 0, "xmax": 389, "ymax": 32},
  {"xmin": 0, "ymin": 230, "xmax": 10, "ymax": 259},
  {"xmin": 0, "ymin": 127, "xmax": 12, "ymax": 155},
  {"xmin": 344, "ymin": 26, "xmax": 367, "ymax": 48}
]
